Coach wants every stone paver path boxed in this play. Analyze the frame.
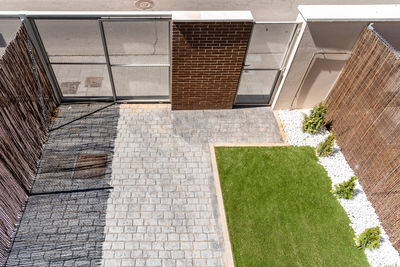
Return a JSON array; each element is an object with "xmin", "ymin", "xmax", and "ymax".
[
  {"xmin": 6, "ymin": 103, "xmax": 119, "ymax": 267},
  {"xmin": 6, "ymin": 103, "xmax": 283, "ymax": 267},
  {"xmin": 103, "ymin": 104, "xmax": 282, "ymax": 266}
]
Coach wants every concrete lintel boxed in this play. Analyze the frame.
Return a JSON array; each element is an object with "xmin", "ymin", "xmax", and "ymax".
[
  {"xmin": 0, "ymin": 10, "xmax": 254, "ymax": 22},
  {"xmin": 172, "ymin": 11, "xmax": 253, "ymax": 22},
  {"xmin": 0, "ymin": 10, "xmax": 173, "ymax": 19},
  {"xmin": 299, "ymin": 5, "xmax": 400, "ymax": 22}
]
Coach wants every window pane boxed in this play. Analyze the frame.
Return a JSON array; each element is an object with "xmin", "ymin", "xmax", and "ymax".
[
  {"xmin": 236, "ymin": 70, "xmax": 279, "ymax": 104},
  {"xmin": 35, "ymin": 19, "xmax": 106, "ymax": 63},
  {"xmin": 0, "ymin": 19, "xmax": 21, "ymax": 56},
  {"xmin": 103, "ymin": 20, "xmax": 169, "ymax": 65},
  {"xmin": 245, "ymin": 23, "xmax": 296, "ymax": 69},
  {"xmin": 112, "ymin": 66, "xmax": 169, "ymax": 99},
  {"xmin": 52, "ymin": 64, "xmax": 113, "ymax": 97}
]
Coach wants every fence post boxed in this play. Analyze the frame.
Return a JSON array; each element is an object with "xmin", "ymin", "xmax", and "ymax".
[
  {"xmin": 26, "ymin": 33, "xmax": 49, "ymax": 130},
  {"xmin": 21, "ymin": 17, "xmax": 62, "ymax": 104}
]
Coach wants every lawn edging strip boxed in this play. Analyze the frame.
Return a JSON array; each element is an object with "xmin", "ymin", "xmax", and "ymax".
[
  {"xmin": 209, "ymin": 143, "xmax": 289, "ymax": 267},
  {"xmin": 273, "ymin": 111, "xmax": 287, "ymax": 143}
]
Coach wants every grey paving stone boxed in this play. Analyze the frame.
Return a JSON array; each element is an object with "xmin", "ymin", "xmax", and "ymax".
[
  {"xmin": 6, "ymin": 103, "xmax": 119, "ymax": 267},
  {"xmin": 102, "ymin": 105, "xmax": 282, "ymax": 266},
  {"xmin": 6, "ymin": 104, "xmax": 283, "ymax": 267}
]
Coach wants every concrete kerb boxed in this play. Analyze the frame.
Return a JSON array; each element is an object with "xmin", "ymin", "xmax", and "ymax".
[
  {"xmin": 209, "ymin": 142, "xmax": 290, "ymax": 267},
  {"xmin": 273, "ymin": 111, "xmax": 288, "ymax": 143}
]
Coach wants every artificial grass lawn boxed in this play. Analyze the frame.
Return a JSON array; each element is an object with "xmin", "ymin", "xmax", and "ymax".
[{"xmin": 215, "ymin": 146, "xmax": 369, "ymax": 267}]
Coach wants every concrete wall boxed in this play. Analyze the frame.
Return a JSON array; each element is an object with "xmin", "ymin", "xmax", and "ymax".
[
  {"xmin": 291, "ymin": 53, "xmax": 350, "ymax": 108},
  {"xmin": 273, "ymin": 21, "xmax": 400, "ymax": 110},
  {"xmin": 273, "ymin": 21, "xmax": 367, "ymax": 109},
  {"xmin": 0, "ymin": 18, "xmax": 21, "ymax": 57},
  {"xmin": 372, "ymin": 22, "xmax": 400, "ymax": 51}
]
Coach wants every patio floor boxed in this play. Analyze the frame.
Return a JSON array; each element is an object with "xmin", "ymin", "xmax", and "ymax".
[{"xmin": 5, "ymin": 103, "xmax": 283, "ymax": 267}]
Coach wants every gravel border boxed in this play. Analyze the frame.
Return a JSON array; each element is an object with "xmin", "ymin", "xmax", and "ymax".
[{"xmin": 278, "ymin": 109, "xmax": 400, "ymax": 267}]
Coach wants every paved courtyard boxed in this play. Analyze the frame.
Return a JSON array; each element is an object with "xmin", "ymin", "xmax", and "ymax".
[{"xmin": 6, "ymin": 103, "xmax": 283, "ymax": 266}]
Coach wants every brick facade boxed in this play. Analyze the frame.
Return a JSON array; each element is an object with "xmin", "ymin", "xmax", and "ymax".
[{"xmin": 171, "ymin": 22, "xmax": 252, "ymax": 110}]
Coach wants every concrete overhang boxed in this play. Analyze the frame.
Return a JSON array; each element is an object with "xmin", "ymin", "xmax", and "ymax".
[
  {"xmin": 171, "ymin": 11, "xmax": 253, "ymax": 22},
  {"xmin": 0, "ymin": 10, "xmax": 254, "ymax": 22},
  {"xmin": 299, "ymin": 5, "xmax": 400, "ymax": 22}
]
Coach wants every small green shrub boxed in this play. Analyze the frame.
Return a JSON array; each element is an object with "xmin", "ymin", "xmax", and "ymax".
[
  {"xmin": 316, "ymin": 133, "xmax": 335, "ymax": 157},
  {"xmin": 354, "ymin": 227, "xmax": 381, "ymax": 250},
  {"xmin": 331, "ymin": 176, "xmax": 358, "ymax": 199},
  {"xmin": 302, "ymin": 102, "xmax": 327, "ymax": 133}
]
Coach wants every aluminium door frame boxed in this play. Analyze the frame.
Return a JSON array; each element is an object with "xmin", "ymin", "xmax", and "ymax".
[
  {"xmin": 98, "ymin": 19, "xmax": 117, "ymax": 102},
  {"xmin": 30, "ymin": 17, "xmax": 117, "ymax": 102},
  {"xmin": 7, "ymin": 12, "xmax": 172, "ymax": 103},
  {"xmin": 234, "ymin": 21, "xmax": 299, "ymax": 106},
  {"xmin": 22, "ymin": 17, "xmax": 64, "ymax": 103},
  {"xmin": 98, "ymin": 17, "xmax": 172, "ymax": 103}
]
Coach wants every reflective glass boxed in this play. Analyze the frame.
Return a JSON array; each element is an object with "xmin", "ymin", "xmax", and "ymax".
[
  {"xmin": 103, "ymin": 20, "xmax": 169, "ymax": 65},
  {"xmin": 52, "ymin": 64, "xmax": 113, "ymax": 97},
  {"xmin": 236, "ymin": 70, "xmax": 279, "ymax": 104},
  {"xmin": 0, "ymin": 19, "xmax": 22, "ymax": 56},
  {"xmin": 112, "ymin": 66, "xmax": 169, "ymax": 98},
  {"xmin": 245, "ymin": 23, "xmax": 297, "ymax": 69},
  {"xmin": 36, "ymin": 19, "xmax": 106, "ymax": 63}
]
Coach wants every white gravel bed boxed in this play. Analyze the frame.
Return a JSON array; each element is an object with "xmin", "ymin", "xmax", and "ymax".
[{"xmin": 278, "ymin": 109, "xmax": 400, "ymax": 267}]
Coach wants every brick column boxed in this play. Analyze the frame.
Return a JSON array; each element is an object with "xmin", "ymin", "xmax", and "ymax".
[{"xmin": 171, "ymin": 22, "xmax": 252, "ymax": 110}]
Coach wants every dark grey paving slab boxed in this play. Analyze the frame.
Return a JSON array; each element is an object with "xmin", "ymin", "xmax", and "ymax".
[{"xmin": 6, "ymin": 103, "xmax": 119, "ymax": 267}]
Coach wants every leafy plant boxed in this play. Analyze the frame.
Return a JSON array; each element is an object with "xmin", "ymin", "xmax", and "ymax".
[
  {"xmin": 331, "ymin": 176, "xmax": 358, "ymax": 199},
  {"xmin": 316, "ymin": 133, "xmax": 336, "ymax": 157},
  {"xmin": 354, "ymin": 227, "xmax": 381, "ymax": 250},
  {"xmin": 302, "ymin": 102, "xmax": 327, "ymax": 134}
]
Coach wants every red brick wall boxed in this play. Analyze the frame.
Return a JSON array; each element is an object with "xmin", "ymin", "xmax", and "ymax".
[{"xmin": 171, "ymin": 22, "xmax": 252, "ymax": 110}]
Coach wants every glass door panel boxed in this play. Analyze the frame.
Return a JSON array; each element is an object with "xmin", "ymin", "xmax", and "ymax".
[
  {"xmin": 35, "ymin": 18, "xmax": 171, "ymax": 101},
  {"xmin": 35, "ymin": 19, "xmax": 113, "ymax": 98},
  {"xmin": 52, "ymin": 64, "xmax": 112, "ymax": 97},
  {"xmin": 236, "ymin": 22, "xmax": 297, "ymax": 105},
  {"xmin": 245, "ymin": 23, "xmax": 297, "ymax": 69},
  {"xmin": 111, "ymin": 66, "xmax": 169, "ymax": 99},
  {"xmin": 236, "ymin": 70, "xmax": 280, "ymax": 105},
  {"xmin": 35, "ymin": 19, "xmax": 106, "ymax": 63},
  {"xmin": 102, "ymin": 19, "xmax": 171, "ymax": 101},
  {"xmin": 0, "ymin": 18, "xmax": 21, "ymax": 57},
  {"xmin": 102, "ymin": 20, "xmax": 169, "ymax": 65}
]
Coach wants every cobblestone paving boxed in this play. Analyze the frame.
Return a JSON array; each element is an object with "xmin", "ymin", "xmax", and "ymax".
[
  {"xmin": 6, "ymin": 103, "xmax": 119, "ymax": 267},
  {"xmin": 6, "ymin": 104, "xmax": 283, "ymax": 267},
  {"xmin": 102, "ymin": 105, "xmax": 283, "ymax": 266}
]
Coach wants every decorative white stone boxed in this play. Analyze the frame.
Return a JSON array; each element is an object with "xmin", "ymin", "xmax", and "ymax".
[{"xmin": 278, "ymin": 109, "xmax": 400, "ymax": 267}]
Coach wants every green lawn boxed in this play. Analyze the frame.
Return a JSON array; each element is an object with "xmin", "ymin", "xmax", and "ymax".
[{"xmin": 215, "ymin": 146, "xmax": 369, "ymax": 267}]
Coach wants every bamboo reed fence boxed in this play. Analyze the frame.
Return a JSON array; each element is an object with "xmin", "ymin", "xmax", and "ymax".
[
  {"xmin": 325, "ymin": 25, "xmax": 400, "ymax": 251},
  {"xmin": 0, "ymin": 24, "xmax": 58, "ymax": 265}
]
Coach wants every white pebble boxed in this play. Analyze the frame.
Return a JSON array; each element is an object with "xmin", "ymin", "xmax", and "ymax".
[{"xmin": 278, "ymin": 109, "xmax": 400, "ymax": 267}]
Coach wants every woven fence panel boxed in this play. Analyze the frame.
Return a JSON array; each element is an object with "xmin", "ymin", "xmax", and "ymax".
[
  {"xmin": 325, "ymin": 26, "xmax": 400, "ymax": 251},
  {"xmin": 0, "ymin": 24, "xmax": 58, "ymax": 264}
]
